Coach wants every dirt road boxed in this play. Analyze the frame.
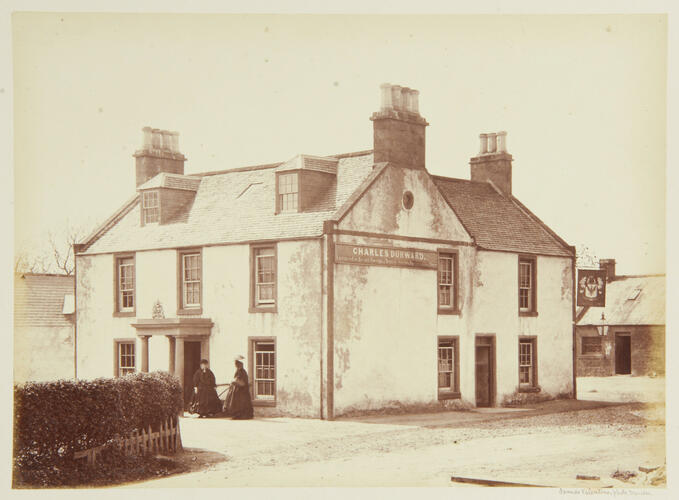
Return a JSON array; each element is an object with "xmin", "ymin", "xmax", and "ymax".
[{"xmin": 123, "ymin": 400, "xmax": 665, "ymax": 488}]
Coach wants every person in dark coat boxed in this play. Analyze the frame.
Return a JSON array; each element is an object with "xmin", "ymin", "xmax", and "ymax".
[
  {"xmin": 192, "ymin": 359, "xmax": 221, "ymax": 418},
  {"xmin": 223, "ymin": 355, "xmax": 254, "ymax": 420}
]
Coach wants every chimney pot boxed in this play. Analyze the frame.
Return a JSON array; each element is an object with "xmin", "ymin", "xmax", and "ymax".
[
  {"xmin": 479, "ymin": 133, "xmax": 489, "ymax": 155},
  {"xmin": 170, "ymin": 131, "xmax": 179, "ymax": 153},
  {"xmin": 401, "ymin": 87, "xmax": 411, "ymax": 112},
  {"xmin": 151, "ymin": 129, "xmax": 162, "ymax": 149},
  {"xmin": 142, "ymin": 126, "xmax": 153, "ymax": 150},
  {"xmin": 391, "ymin": 85, "xmax": 403, "ymax": 110},
  {"xmin": 409, "ymin": 89, "xmax": 420, "ymax": 114},
  {"xmin": 497, "ymin": 131, "xmax": 507, "ymax": 153},
  {"xmin": 487, "ymin": 133, "xmax": 497, "ymax": 153},
  {"xmin": 161, "ymin": 130, "xmax": 173, "ymax": 152},
  {"xmin": 380, "ymin": 83, "xmax": 393, "ymax": 111}
]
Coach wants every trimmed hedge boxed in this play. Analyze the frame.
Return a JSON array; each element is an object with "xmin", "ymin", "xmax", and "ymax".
[{"xmin": 14, "ymin": 371, "xmax": 183, "ymax": 480}]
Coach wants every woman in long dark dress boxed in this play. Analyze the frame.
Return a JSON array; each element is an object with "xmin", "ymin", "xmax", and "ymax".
[
  {"xmin": 192, "ymin": 359, "xmax": 221, "ymax": 418},
  {"xmin": 223, "ymin": 355, "xmax": 254, "ymax": 420}
]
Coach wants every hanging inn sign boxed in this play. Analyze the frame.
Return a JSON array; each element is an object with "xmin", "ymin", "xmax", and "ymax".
[
  {"xmin": 335, "ymin": 243, "xmax": 438, "ymax": 269},
  {"xmin": 577, "ymin": 269, "xmax": 607, "ymax": 307}
]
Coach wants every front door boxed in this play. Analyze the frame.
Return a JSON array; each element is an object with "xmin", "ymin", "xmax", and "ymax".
[
  {"xmin": 183, "ymin": 341, "xmax": 202, "ymax": 406},
  {"xmin": 615, "ymin": 333, "xmax": 631, "ymax": 375},
  {"xmin": 475, "ymin": 345, "xmax": 492, "ymax": 407}
]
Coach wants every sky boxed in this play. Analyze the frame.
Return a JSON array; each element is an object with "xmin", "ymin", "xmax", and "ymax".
[{"xmin": 12, "ymin": 12, "xmax": 667, "ymax": 275}]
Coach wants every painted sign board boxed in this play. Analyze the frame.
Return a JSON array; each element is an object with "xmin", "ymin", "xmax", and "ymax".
[
  {"xmin": 335, "ymin": 243, "xmax": 438, "ymax": 269},
  {"xmin": 577, "ymin": 269, "xmax": 607, "ymax": 307}
]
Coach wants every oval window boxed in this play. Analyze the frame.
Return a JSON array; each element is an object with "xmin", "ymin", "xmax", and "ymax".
[{"xmin": 402, "ymin": 190, "xmax": 414, "ymax": 210}]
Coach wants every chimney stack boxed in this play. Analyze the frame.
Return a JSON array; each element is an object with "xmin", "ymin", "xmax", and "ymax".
[
  {"xmin": 599, "ymin": 258, "xmax": 616, "ymax": 282},
  {"xmin": 470, "ymin": 130, "xmax": 513, "ymax": 195},
  {"xmin": 133, "ymin": 127, "xmax": 187, "ymax": 188},
  {"xmin": 371, "ymin": 83, "xmax": 429, "ymax": 169}
]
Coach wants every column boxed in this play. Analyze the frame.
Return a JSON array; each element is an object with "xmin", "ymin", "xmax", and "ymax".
[
  {"xmin": 167, "ymin": 336, "xmax": 176, "ymax": 375},
  {"xmin": 175, "ymin": 338, "xmax": 184, "ymax": 387},
  {"xmin": 140, "ymin": 335, "xmax": 150, "ymax": 373}
]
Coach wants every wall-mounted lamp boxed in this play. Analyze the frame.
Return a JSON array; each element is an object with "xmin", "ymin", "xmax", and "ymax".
[{"xmin": 596, "ymin": 311, "xmax": 608, "ymax": 336}]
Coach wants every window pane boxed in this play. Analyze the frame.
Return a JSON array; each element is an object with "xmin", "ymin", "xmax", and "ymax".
[
  {"xmin": 278, "ymin": 173, "xmax": 299, "ymax": 211},
  {"xmin": 255, "ymin": 249, "xmax": 276, "ymax": 305},
  {"xmin": 119, "ymin": 342, "xmax": 135, "ymax": 377},
  {"xmin": 519, "ymin": 260, "xmax": 533, "ymax": 311},
  {"xmin": 439, "ymin": 285, "xmax": 451, "ymax": 306},
  {"xmin": 437, "ymin": 340, "xmax": 456, "ymax": 391},
  {"xmin": 582, "ymin": 337, "xmax": 602, "ymax": 354},
  {"xmin": 519, "ymin": 341, "xmax": 534, "ymax": 385},
  {"xmin": 118, "ymin": 259, "xmax": 135, "ymax": 311},
  {"xmin": 182, "ymin": 253, "xmax": 201, "ymax": 307},
  {"xmin": 438, "ymin": 254, "xmax": 455, "ymax": 307},
  {"xmin": 142, "ymin": 191, "xmax": 160, "ymax": 223},
  {"xmin": 254, "ymin": 341, "xmax": 276, "ymax": 399}
]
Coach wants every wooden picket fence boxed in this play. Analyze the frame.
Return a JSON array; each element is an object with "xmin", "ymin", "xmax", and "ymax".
[{"xmin": 73, "ymin": 416, "xmax": 182, "ymax": 466}]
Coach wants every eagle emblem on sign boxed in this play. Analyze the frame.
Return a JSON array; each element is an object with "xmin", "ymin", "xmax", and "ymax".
[{"xmin": 577, "ymin": 270, "xmax": 607, "ymax": 307}]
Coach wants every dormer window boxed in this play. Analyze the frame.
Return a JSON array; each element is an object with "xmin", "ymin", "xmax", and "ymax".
[
  {"xmin": 277, "ymin": 173, "xmax": 299, "ymax": 212},
  {"xmin": 142, "ymin": 191, "xmax": 160, "ymax": 224}
]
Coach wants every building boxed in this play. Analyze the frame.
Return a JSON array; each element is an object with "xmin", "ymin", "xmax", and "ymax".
[
  {"xmin": 14, "ymin": 273, "xmax": 75, "ymax": 382},
  {"xmin": 74, "ymin": 84, "xmax": 576, "ymax": 418},
  {"xmin": 576, "ymin": 259, "xmax": 665, "ymax": 377}
]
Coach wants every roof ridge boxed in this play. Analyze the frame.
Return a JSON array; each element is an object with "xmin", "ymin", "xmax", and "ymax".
[
  {"xmin": 162, "ymin": 172, "xmax": 202, "ymax": 179},
  {"xmin": 193, "ymin": 162, "xmax": 283, "ymax": 177},
  {"xmin": 430, "ymin": 174, "xmax": 474, "ymax": 184},
  {"xmin": 327, "ymin": 150, "xmax": 373, "ymax": 159},
  {"xmin": 192, "ymin": 150, "xmax": 373, "ymax": 178}
]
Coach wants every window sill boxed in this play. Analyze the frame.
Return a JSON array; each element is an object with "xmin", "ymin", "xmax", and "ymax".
[
  {"xmin": 438, "ymin": 391, "xmax": 461, "ymax": 400},
  {"xmin": 437, "ymin": 308, "xmax": 460, "ymax": 316},
  {"xmin": 177, "ymin": 307, "xmax": 202, "ymax": 316},
  {"xmin": 113, "ymin": 311, "xmax": 136, "ymax": 318},
  {"xmin": 249, "ymin": 305, "xmax": 278, "ymax": 314},
  {"xmin": 518, "ymin": 386, "xmax": 541, "ymax": 393},
  {"xmin": 579, "ymin": 353, "xmax": 604, "ymax": 358},
  {"xmin": 252, "ymin": 399, "xmax": 276, "ymax": 407},
  {"xmin": 519, "ymin": 311, "xmax": 538, "ymax": 317}
]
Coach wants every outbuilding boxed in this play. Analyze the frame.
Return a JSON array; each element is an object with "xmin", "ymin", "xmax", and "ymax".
[
  {"xmin": 14, "ymin": 273, "xmax": 75, "ymax": 382},
  {"xmin": 576, "ymin": 260, "xmax": 665, "ymax": 377}
]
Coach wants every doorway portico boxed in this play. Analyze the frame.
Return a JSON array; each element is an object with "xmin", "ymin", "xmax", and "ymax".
[{"xmin": 131, "ymin": 317, "xmax": 213, "ymax": 403}]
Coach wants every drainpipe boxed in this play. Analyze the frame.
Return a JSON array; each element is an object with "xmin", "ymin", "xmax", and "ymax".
[
  {"xmin": 73, "ymin": 244, "xmax": 82, "ymax": 380},
  {"xmin": 319, "ymin": 236, "xmax": 324, "ymax": 420},
  {"xmin": 323, "ymin": 220, "xmax": 336, "ymax": 420}
]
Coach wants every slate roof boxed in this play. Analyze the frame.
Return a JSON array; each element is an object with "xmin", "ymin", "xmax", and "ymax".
[
  {"xmin": 81, "ymin": 149, "xmax": 572, "ymax": 258},
  {"xmin": 14, "ymin": 273, "xmax": 75, "ymax": 327},
  {"xmin": 82, "ymin": 152, "xmax": 375, "ymax": 254},
  {"xmin": 433, "ymin": 176, "xmax": 573, "ymax": 257},
  {"xmin": 577, "ymin": 275, "xmax": 665, "ymax": 326}
]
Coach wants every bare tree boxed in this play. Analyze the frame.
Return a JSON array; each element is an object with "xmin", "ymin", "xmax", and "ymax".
[
  {"xmin": 14, "ymin": 252, "xmax": 50, "ymax": 274},
  {"xmin": 48, "ymin": 225, "xmax": 86, "ymax": 276},
  {"xmin": 15, "ymin": 222, "xmax": 88, "ymax": 276}
]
